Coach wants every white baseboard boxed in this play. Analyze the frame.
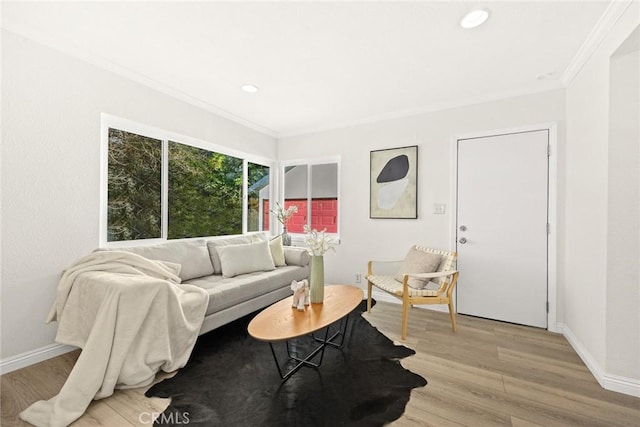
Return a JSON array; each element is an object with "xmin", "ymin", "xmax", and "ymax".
[
  {"xmin": 558, "ymin": 322, "xmax": 640, "ymax": 398},
  {"xmin": 0, "ymin": 343, "xmax": 77, "ymax": 375},
  {"xmin": 558, "ymin": 323, "xmax": 607, "ymax": 386},
  {"xmin": 604, "ymin": 373, "xmax": 640, "ymax": 398}
]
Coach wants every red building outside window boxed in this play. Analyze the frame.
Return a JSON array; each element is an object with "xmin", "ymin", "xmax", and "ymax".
[{"xmin": 263, "ymin": 199, "xmax": 337, "ymax": 234}]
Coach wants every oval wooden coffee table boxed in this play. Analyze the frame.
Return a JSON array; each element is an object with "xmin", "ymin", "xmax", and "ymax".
[{"xmin": 248, "ymin": 284, "xmax": 364, "ymax": 381}]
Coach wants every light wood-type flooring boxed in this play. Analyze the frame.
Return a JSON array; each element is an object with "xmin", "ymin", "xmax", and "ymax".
[{"xmin": 2, "ymin": 301, "xmax": 639, "ymax": 426}]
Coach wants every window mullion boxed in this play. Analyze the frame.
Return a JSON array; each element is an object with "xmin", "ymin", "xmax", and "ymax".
[
  {"xmin": 260, "ymin": 163, "xmax": 280, "ymax": 234},
  {"xmin": 279, "ymin": 164, "xmax": 286, "ymax": 235},
  {"xmin": 242, "ymin": 159, "xmax": 248, "ymax": 234},
  {"xmin": 162, "ymin": 139, "xmax": 169, "ymax": 240},
  {"xmin": 306, "ymin": 164, "xmax": 312, "ymax": 230}
]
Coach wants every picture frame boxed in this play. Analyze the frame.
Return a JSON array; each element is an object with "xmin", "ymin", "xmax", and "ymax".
[{"xmin": 370, "ymin": 145, "xmax": 418, "ymax": 219}]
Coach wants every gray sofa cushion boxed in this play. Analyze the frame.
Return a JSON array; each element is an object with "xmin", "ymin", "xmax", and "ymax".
[
  {"xmin": 113, "ymin": 240, "xmax": 213, "ymax": 281},
  {"xmin": 184, "ymin": 265, "xmax": 309, "ymax": 315},
  {"xmin": 206, "ymin": 236, "xmax": 252, "ymax": 274}
]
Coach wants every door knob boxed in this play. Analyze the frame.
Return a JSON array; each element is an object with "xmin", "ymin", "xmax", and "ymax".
[
  {"xmin": 458, "ymin": 237, "xmax": 467, "ymax": 244},
  {"xmin": 459, "ymin": 225, "xmax": 467, "ymax": 231}
]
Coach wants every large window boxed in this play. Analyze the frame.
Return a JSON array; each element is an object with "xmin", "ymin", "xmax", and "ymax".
[
  {"xmin": 102, "ymin": 116, "xmax": 271, "ymax": 244},
  {"xmin": 275, "ymin": 160, "xmax": 340, "ymax": 235}
]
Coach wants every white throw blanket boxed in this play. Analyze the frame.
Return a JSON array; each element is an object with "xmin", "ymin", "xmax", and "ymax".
[{"xmin": 20, "ymin": 251, "xmax": 210, "ymax": 427}]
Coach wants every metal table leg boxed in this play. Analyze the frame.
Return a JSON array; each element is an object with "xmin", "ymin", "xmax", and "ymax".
[
  {"xmin": 311, "ymin": 313, "xmax": 350, "ymax": 348},
  {"xmin": 267, "ymin": 314, "xmax": 352, "ymax": 382}
]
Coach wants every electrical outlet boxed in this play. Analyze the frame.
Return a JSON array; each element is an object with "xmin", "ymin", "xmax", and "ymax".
[{"xmin": 355, "ymin": 273, "xmax": 362, "ymax": 283}]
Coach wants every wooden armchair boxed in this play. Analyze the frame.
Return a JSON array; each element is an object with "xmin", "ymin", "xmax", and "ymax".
[{"xmin": 366, "ymin": 245, "xmax": 459, "ymax": 340}]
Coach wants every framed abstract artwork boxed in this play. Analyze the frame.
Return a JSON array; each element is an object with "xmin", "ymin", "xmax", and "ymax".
[{"xmin": 370, "ymin": 145, "xmax": 418, "ymax": 219}]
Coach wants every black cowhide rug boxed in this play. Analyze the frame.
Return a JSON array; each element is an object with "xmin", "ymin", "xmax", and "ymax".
[{"xmin": 146, "ymin": 300, "xmax": 427, "ymax": 426}]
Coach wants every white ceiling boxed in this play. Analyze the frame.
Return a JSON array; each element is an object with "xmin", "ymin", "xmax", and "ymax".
[{"xmin": 2, "ymin": 1, "xmax": 613, "ymax": 137}]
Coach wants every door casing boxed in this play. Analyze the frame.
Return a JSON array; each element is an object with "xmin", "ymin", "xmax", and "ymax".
[{"xmin": 450, "ymin": 122, "xmax": 558, "ymax": 332}]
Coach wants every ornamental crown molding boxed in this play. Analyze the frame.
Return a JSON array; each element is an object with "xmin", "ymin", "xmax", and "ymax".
[{"xmin": 561, "ymin": 0, "xmax": 634, "ymax": 86}]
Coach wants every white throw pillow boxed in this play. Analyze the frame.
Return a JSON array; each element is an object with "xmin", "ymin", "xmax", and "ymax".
[
  {"xmin": 207, "ymin": 236, "xmax": 252, "ymax": 274},
  {"xmin": 217, "ymin": 240, "xmax": 276, "ymax": 278},
  {"xmin": 269, "ymin": 235, "xmax": 286, "ymax": 267},
  {"xmin": 394, "ymin": 247, "xmax": 442, "ymax": 289}
]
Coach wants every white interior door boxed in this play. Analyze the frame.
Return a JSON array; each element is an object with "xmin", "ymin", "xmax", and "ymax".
[{"xmin": 456, "ymin": 130, "xmax": 548, "ymax": 328}]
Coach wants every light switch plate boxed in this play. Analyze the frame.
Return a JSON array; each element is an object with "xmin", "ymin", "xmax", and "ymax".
[{"xmin": 433, "ymin": 203, "xmax": 446, "ymax": 214}]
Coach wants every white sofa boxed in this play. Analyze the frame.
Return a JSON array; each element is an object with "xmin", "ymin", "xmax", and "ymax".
[{"xmin": 104, "ymin": 233, "xmax": 310, "ymax": 335}]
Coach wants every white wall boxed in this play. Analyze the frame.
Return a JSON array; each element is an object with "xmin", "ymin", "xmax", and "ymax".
[
  {"xmin": 608, "ymin": 43, "xmax": 639, "ymax": 381},
  {"xmin": 564, "ymin": 1, "xmax": 639, "ymax": 391},
  {"xmin": 278, "ymin": 90, "xmax": 565, "ymax": 298},
  {"xmin": 0, "ymin": 30, "xmax": 276, "ymax": 361}
]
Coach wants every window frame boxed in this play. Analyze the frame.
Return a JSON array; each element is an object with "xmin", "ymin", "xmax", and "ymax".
[
  {"xmin": 246, "ymin": 160, "xmax": 273, "ymax": 234},
  {"xmin": 279, "ymin": 156, "xmax": 341, "ymax": 241},
  {"xmin": 100, "ymin": 114, "xmax": 273, "ymax": 247}
]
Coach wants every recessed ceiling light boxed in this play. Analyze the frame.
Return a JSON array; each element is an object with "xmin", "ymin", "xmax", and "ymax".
[
  {"xmin": 241, "ymin": 84, "xmax": 259, "ymax": 93},
  {"xmin": 460, "ymin": 9, "xmax": 490, "ymax": 29}
]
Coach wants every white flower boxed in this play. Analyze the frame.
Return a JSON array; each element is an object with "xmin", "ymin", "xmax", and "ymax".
[
  {"xmin": 303, "ymin": 225, "xmax": 336, "ymax": 256},
  {"xmin": 271, "ymin": 202, "xmax": 298, "ymax": 225}
]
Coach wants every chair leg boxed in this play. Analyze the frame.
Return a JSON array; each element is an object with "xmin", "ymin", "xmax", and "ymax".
[
  {"xmin": 448, "ymin": 300, "xmax": 457, "ymax": 332},
  {"xmin": 401, "ymin": 296, "xmax": 409, "ymax": 340},
  {"xmin": 367, "ymin": 281, "xmax": 373, "ymax": 313}
]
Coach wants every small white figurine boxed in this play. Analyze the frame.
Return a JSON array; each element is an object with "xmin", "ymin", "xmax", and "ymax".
[{"xmin": 291, "ymin": 279, "xmax": 310, "ymax": 311}]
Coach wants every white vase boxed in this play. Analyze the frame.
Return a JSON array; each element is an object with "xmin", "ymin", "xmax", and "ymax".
[{"xmin": 310, "ymin": 255, "xmax": 324, "ymax": 303}]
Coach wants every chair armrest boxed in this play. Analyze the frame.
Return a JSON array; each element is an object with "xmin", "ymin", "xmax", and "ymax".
[
  {"xmin": 404, "ymin": 270, "xmax": 458, "ymax": 279},
  {"xmin": 404, "ymin": 270, "xmax": 459, "ymax": 298}
]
